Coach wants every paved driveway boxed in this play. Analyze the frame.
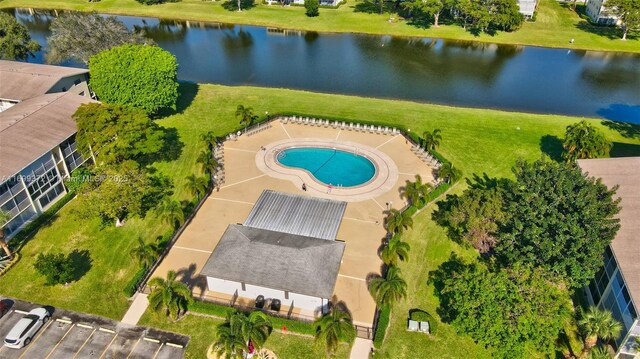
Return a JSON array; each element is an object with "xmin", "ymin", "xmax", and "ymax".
[{"xmin": 0, "ymin": 298, "xmax": 188, "ymax": 359}]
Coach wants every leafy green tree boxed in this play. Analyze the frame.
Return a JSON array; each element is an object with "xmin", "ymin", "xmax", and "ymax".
[
  {"xmin": 64, "ymin": 166, "xmax": 92, "ymax": 193},
  {"xmin": 73, "ymin": 103, "xmax": 164, "ymax": 166},
  {"xmin": 432, "ymin": 257, "xmax": 571, "ymax": 359},
  {"xmin": 129, "ymin": 238, "xmax": 159, "ymax": 269},
  {"xmin": 184, "ymin": 175, "xmax": 209, "ymax": 200},
  {"xmin": 381, "ymin": 235, "xmax": 410, "ymax": 266},
  {"xmin": 236, "ymin": 105, "xmax": 257, "ymax": 133},
  {"xmin": 0, "ymin": 13, "xmax": 41, "ymax": 60},
  {"xmin": 89, "ymin": 44, "xmax": 179, "ymax": 113},
  {"xmin": 454, "ymin": 0, "xmax": 523, "ymax": 33},
  {"xmin": 156, "ymin": 198, "xmax": 184, "ymax": 230},
  {"xmin": 404, "ymin": 0, "xmax": 446, "ymax": 26},
  {"xmin": 305, "ymin": 0, "xmax": 320, "ymax": 17},
  {"xmin": 33, "ymin": 252, "xmax": 74, "ymax": 285},
  {"xmin": 213, "ymin": 310, "xmax": 272, "ymax": 358},
  {"xmin": 433, "ymin": 185, "xmax": 508, "ymax": 253},
  {"xmin": 313, "ymin": 305, "xmax": 356, "ymax": 357},
  {"xmin": 136, "ymin": 0, "xmax": 179, "ymax": 4},
  {"xmin": 437, "ymin": 162, "xmax": 462, "ymax": 183},
  {"xmin": 79, "ymin": 161, "xmax": 154, "ymax": 226},
  {"xmin": 148, "ymin": 270, "xmax": 192, "ymax": 320},
  {"xmin": 401, "ymin": 174, "xmax": 433, "ymax": 206},
  {"xmin": 384, "ymin": 208, "xmax": 413, "ymax": 235},
  {"xmin": 496, "ymin": 160, "xmax": 620, "ymax": 288},
  {"xmin": 0, "ymin": 209, "xmax": 12, "ymax": 258},
  {"xmin": 578, "ymin": 307, "xmax": 622, "ymax": 358},
  {"xmin": 369, "ymin": 266, "xmax": 408, "ymax": 307},
  {"xmin": 606, "ymin": 0, "xmax": 640, "ymax": 40},
  {"xmin": 47, "ymin": 12, "xmax": 149, "ymax": 64},
  {"xmin": 197, "ymin": 149, "xmax": 218, "ymax": 176},
  {"xmin": 562, "ymin": 121, "xmax": 611, "ymax": 163},
  {"xmin": 422, "ymin": 128, "xmax": 442, "ymax": 150}
]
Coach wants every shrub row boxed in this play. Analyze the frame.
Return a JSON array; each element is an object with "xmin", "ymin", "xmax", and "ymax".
[
  {"xmin": 123, "ymin": 266, "xmax": 149, "ymax": 297},
  {"xmin": 373, "ymin": 305, "xmax": 390, "ymax": 348}
]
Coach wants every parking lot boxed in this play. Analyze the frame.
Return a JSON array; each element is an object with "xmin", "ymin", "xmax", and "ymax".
[{"xmin": 0, "ymin": 298, "xmax": 188, "ymax": 358}]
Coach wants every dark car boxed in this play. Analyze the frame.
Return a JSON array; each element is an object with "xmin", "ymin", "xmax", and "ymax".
[{"xmin": 0, "ymin": 301, "xmax": 10, "ymax": 319}]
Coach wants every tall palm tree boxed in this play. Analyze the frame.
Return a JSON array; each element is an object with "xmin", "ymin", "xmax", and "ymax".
[
  {"xmin": 313, "ymin": 305, "xmax": 356, "ymax": 357},
  {"xmin": 368, "ymin": 266, "xmax": 407, "ymax": 308},
  {"xmin": 196, "ymin": 149, "xmax": 217, "ymax": 176},
  {"xmin": 184, "ymin": 174, "xmax": 208, "ymax": 200},
  {"xmin": 562, "ymin": 121, "xmax": 611, "ymax": 163},
  {"xmin": 236, "ymin": 105, "xmax": 257, "ymax": 133},
  {"xmin": 200, "ymin": 131, "xmax": 218, "ymax": 151},
  {"xmin": 129, "ymin": 237, "xmax": 159, "ymax": 269},
  {"xmin": 147, "ymin": 270, "xmax": 192, "ymax": 321},
  {"xmin": 156, "ymin": 198, "xmax": 184, "ymax": 230},
  {"xmin": 578, "ymin": 307, "xmax": 622, "ymax": 358},
  {"xmin": 385, "ymin": 208, "xmax": 413, "ymax": 235},
  {"xmin": 381, "ymin": 235, "xmax": 410, "ymax": 266},
  {"xmin": 401, "ymin": 174, "xmax": 433, "ymax": 206},
  {"xmin": 0, "ymin": 209, "xmax": 12, "ymax": 258},
  {"xmin": 437, "ymin": 162, "xmax": 461, "ymax": 183},
  {"xmin": 422, "ymin": 129, "xmax": 442, "ymax": 151}
]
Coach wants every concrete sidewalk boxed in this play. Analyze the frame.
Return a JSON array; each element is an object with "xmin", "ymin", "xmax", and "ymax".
[
  {"xmin": 350, "ymin": 338, "xmax": 372, "ymax": 359},
  {"xmin": 121, "ymin": 293, "xmax": 149, "ymax": 325}
]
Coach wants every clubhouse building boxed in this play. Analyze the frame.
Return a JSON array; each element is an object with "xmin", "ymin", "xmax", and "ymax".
[
  {"xmin": 0, "ymin": 61, "xmax": 95, "ymax": 238},
  {"xmin": 578, "ymin": 157, "xmax": 640, "ymax": 358}
]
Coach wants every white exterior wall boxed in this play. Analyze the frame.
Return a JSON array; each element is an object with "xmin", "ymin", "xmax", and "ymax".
[
  {"xmin": 206, "ymin": 277, "xmax": 326, "ymax": 313},
  {"xmin": 47, "ymin": 75, "xmax": 91, "ymax": 97},
  {"xmin": 585, "ymin": 0, "xmax": 619, "ymax": 24}
]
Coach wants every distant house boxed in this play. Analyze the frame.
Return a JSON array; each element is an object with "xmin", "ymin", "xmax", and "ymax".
[
  {"xmin": 0, "ymin": 61, "xmax": 96, "ymax": 238},
  {"xmin": 201, "ymin": 190, "xmax": 347, "ymax": 315},
  {"xmin": 585, "ymin": 0, "xmax": 619, "ymax": 25},
  {"xmin": 517, "ymin": 0, "xmax": 538, "ymax": 18},
  {"xmin": 578, "ymin": 157, "xmax": 640, "ymax": 358}
]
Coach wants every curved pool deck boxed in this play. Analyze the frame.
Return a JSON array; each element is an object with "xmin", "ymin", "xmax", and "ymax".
[{"xmin": 256, "ymin": 139, "xmax": 400, "ymax": 202}]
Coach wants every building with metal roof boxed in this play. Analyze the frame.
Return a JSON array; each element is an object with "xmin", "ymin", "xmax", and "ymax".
[
  {"xmin": 578, "ymin": 157, "xmax": 640, "ymax": 358},
  {"xmin": 0, "ymin": 61, "xmax": 94, "ymax": 238},
  {"xmin": 201, "ymin": 191, "xmax": 347, "ymax": 315}
]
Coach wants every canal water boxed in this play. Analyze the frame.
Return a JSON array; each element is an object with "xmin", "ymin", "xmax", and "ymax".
[{"xmin": 7, "ymin": 8, "xmax": 640, "ymax": 122}]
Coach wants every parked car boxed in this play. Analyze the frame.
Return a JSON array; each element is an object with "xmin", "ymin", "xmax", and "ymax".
[
  {"xmin": 3, "ymin": 307, "xmax": 50, "ymax": 349},
  {"xmin": 0, "ymin": 301, "xmax": 10, "ymax": 319}
]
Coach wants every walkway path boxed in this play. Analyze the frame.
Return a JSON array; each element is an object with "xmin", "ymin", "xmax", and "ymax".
[
  {"xmin": 121, "ymin": 293, "xmax": 149, "ymax": 325},
  {"xmin": 350, "ymin": 338, "xmax": 372, "ymax": 359}
]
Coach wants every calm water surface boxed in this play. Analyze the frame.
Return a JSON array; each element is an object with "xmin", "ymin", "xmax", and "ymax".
[{"xmin": 8, "ymin": 8, "xmax": 640, "ymax": 122}]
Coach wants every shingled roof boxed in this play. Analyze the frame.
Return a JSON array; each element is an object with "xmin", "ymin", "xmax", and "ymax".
[
  {"xmin": 578, "ymin": 157, "xmax": 640, "ymax": 311},
  {"xmin": 201, "ymin": 224, "xmax": 345, "ymax": 299}
]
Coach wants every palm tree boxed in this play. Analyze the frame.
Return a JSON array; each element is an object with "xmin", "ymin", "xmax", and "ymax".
[
  {"xmin": 437, "ymin": 162, "xmax": 461, "ymax": 183},
  {"xmin": 156, "ymin": 198, "xmax": 184, "ymax": 230},
  {"xmin": 578, "ymin": 307, "xmax": 622, "ymax": 358},
  {"xmin": 385, "ymin": 208, "xmax": 413, "ymax": 235},
  {"xmin": 381, "ymin": 235, "xmax": 410, "ymax": 266},
  {"xmin": 129, "ymin": 237, "xmax": 159, "ymax": 269},
  {"xmin": 368, "ymin": 266, "xmax": 407, "ymax": 308},
  {"xmin": 401, "ymin": 175, "xmax": 433, "ymax": 206},
  {"xmin": 562, "ymin": 121, "xmax": 611, "ymax": 163},
  {"xmin": 212, "ymin": 310, "xmax": 272, "ymax": 358},
  {"xmin": 313, "ymin": 305, "xmax": 356, "ymax": 357},
  {"xmin": 0, "ymin": 209, "xmax": 12, "ymax": 258},
  {"xmin": 422, "ymin": 129, "xmax": 442, "ymax": 151},
  {"xmin": 147, "ymin": 270, "xmax": 192, "ymax": 321},
  {"xmin": 587, "ymin": 346, "xmax": 612, "ymax": 359},
  {"xmin": 240, "ymin": 311, "xmax": 272, "ymax": 351},
  {"xmin": 200, "ymin": 131, "xmax": 217, "ymax": 151},
  {"xmin": 184, "ymin": 174, "xmax": 208, "ymax": 200},
  {"xmin": 236, "ymin": 104, "xmax": 257, "ymax": 133},
  {"xmin": 196, "ymin": 149, "xmax": 217, "ymax": 176}
]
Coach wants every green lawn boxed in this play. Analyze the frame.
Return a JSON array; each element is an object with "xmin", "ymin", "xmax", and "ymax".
[
  {"xmin": 1, "ymin": 0, "xmax": 638, "ymax": 53},
  {"xmin": 138, "ymin": 310, "xmax": 351, "ymax": 359},
  {"xmin": 1, "ymin": 83, "xmax": 638, "ymax": 355}
]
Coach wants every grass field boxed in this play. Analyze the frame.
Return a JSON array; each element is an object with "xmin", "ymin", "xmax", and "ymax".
[
  {"xmin": 0, "ymin": 83, "xmax": 638, "ymax": 356},
  {"xmin": 0, "ymin": 0, "xmax": 638, "ymax": 53}
]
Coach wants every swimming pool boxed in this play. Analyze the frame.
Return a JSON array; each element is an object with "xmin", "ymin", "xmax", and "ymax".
[{"xmin": 277, "ymin": 147, "xmax": 376, "ymax": 187}]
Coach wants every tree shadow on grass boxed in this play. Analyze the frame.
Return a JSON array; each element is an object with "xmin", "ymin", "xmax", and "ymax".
[
  {"xmin": 598, "ymin": 105, "xmax": 640, "ymax": 126},
  {"xmin": 68, "ymin": 249, "xmax": 92, "ymax": 282},
  {"xmin": 352, "ymin": 0, "xmax": 388, "ymax": 14},
  {"xmin": 540, "ymin": 135, "xmax": 564, "ymax": 162},
  {"xmin": 574, "ymin": 21, "xmax": 635, "ymax": 41},
  {"xmin": 222, "ymin": 0, "xmax": 256, "ymax": 11},
  {"xmin": 156, "ymin": 81, "xmax": 199, "ymax": 117},
  {"xmin": 610, "ymin": 142, "xmax": 640, "ymax": 157},
  {"xmin": 427, "ymin": 253, "xmax": 467, "ymax": 322}
]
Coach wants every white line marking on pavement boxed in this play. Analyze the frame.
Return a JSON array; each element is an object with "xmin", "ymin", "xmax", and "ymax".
[
  {"xmin": 126, "ymin": 337, "xmax": 142, "ymax": 359},
  {"xmin": 208, "ymin": 197, "xmax": 255, "ymax": 206},
  {"xmin": 343, "ymin": 217, "xmax": 380, "ymax": 224},
  {"xmin": 338, "ymin": 274, "xmax": 367, "ymax": 282},
  {"xmin": 172, "ymin": 246, "xmax": 213, "ymax": 254},
  {"xmin": 224, "ymin": 147, "xmax": 257, "ymax": 153},
  {"xmin": 376, "ymin": 135, "xmax": 399, "ymax": 149},
  {"xmin": 220, "ymin": 174, "xmax": 267, "ymax": 189},
  {"xmin": 77, "ymin": 323, "xmax": 93, "ymax": 329},
  {"xmin": 152, "ymin": 343, "xmax": 165, "ymax": 359},
  {"xmin": 73, "ymin": 328, "xmax": 97, "ymax": 359},
  {"xmin": 143, "ymin": 337, "xmax": 160, "ymax": 343},
  {"xmin": 335, "ymin": 130, "xmax": 342, "ymax": 140},
  {"xmin": 99, "ymin": 333, "xmax": 119, "ymax": 359},
  {"xmin": 279, "ymin": 122, "xmax": 292, "ymax": 139},
  {"xmin": 166, "ymin": 342, "xmax": 184, "ymax": 348},
  {"xmin": 99, "ymin": 328, "xmax": 115, "ymax": 334},
  {"xmin": 18, "ymin": 320, "xmax": 54, "ymax": 359},
  {"xmin": 45, "ymin": 323, "xmax": 76, "ymax": 359},
  {"xmin": 371, "ymin": 198, "xmax": 386, "ymax": 210},
  {"xmin": 398, "ymin": 172, "xmax": 418, "ymax": 176},
  {"xmin": 56, "ymin": 318, "xmax": 73, "ymax": 324}
]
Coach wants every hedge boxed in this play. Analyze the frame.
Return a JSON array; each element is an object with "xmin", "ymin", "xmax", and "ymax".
[
  {"xmin": 373, "ymin": 305, "xmax": 390, "ymax": 348},
  {"xmin": 123, "ymin": 266, "xmax": 148, "ymax": 297}
]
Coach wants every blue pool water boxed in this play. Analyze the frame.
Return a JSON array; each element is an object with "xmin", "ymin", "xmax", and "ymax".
[{"xmin": 277, "ymin": 148, "xmax": 376, "ymax": 187}]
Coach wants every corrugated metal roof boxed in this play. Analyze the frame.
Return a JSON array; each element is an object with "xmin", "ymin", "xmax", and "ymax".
[
  {"xmin": 201, "ymin": 224, "xmax": 345, "ymax": 299},
  {"xmin": 243, "ymin": 190, "xmax": 347, "ymax": 240}
]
